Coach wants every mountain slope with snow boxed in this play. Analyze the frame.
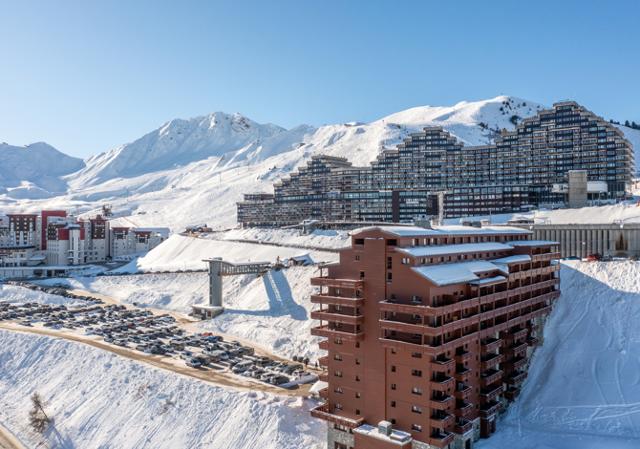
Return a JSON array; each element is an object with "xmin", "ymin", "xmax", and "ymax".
[
  {"xmin": 479, "ymin": 261, "xmax": 640, "ymax": 449},
  {"xmin": 71, "ymin": 112, "xmax": 314, "ymax": 186},
  {"xmin": 0, "ymin": 142, "xmax": 84, "ymax": 199},
  {"xmin": 0, "ymin": 329, "xmax": 324, "ymax": 449}
]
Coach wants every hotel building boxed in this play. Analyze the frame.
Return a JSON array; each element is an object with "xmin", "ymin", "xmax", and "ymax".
[{"xmin": 310, "ymin": 225, "xmax": 560, "ymax": 449}]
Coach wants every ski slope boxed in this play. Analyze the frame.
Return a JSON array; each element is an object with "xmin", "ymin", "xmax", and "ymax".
[{"xmin": 479, "ymin": 261, "xmax": 640, "ymax": 449}]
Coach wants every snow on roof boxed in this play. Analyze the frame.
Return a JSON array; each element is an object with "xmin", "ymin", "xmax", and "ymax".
[
  {"xmin": 509, "ymin": 240, "xmax": 559, "ymax": 247},
  {"xmin": 412, "ymin": 260, "xmax": 506, "ymax": 286},
  {"xmin": 469, "ymin": 275, "xmax": 508, "ymax": 285},
  {"xmin": 354, "ymin": 424, "xmax": 412, "ymax": 445},
  {"xmin": 492, "ymin": 254, "xmax": 532, "ymax": 264},
  {"xmin": 352, "ymin": 225, "xmax": 531, "ymax": 237},
  {"xmin": 397, "ymin": 242, "xmax": 512, "ymax": 257}
]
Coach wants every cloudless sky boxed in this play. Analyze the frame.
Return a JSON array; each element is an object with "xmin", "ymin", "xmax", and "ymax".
[{"xmin": 0, "ymin": 0, "xmax": 638, "ymax": 158}]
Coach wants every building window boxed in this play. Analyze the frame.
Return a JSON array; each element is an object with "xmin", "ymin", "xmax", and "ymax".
[
  {"xmin": 391, "ymin": 365, "xmax": 396, "ymax": 372},
  {"xmin": 334, "ymin": 371, "xmax": 342, "ymax": 378},
  {"xmin": 391, "ymin": 383, "xmax": 397, "ymax": 390},
  {"xmin": 411, "ymin": 387, "xmax": 422, "ymax": 395},
  {"xmin": 411, "ymin": 369, "xmax": 422, "ymax": 377},
  {"xmin": 355, "ymin": 392, "xmax": 361, "ymax": 398},
  {"xmin": 411, "ymin": 405, "xmax": 422, "ymax": 414},
  {"xmin": 412, "ymin": 424, "xmax": 422, "ymax": 432},
  {"xmin": 334, "ymin": 354, "xmax": 342, "ymax": 361},
  {"xmin": 411, "ymin": 352, "xmax": 422, "ymax": 358},
  {"xmin": 355, "ymin": 255, "xmax": 360, "ymax": 261}
]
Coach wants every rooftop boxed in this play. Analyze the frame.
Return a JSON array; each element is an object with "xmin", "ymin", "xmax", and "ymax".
[
  {"xmin": 351, "ymin": 225, "xmax": 531, "ymax": 238},
  {"xmin": 397, "ymin": 242, "xmax": 513, "ymax": 258},
  {"xmin": 412, "ymin": 260, "xmax": 507, "ymax": 286}
]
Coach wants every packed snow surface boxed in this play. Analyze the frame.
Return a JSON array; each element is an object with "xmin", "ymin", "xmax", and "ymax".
[
  {"xmin": 0, "ymin": 329, "xmax": 324, "ymax": 449},
  {"xmin": 479, "ymin": 261, "xmax": 640, "ymax": 449}
]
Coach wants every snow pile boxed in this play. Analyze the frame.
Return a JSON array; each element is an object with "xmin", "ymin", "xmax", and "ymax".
[
  {"xmin": 0, "ymin": 330, "xmax": 324, "ymax": 449},
  {"xmin": 118, "ymin": 234, "xmax": 338, "ymax": 273},
  {"xmin": 479, "ymin": 261, "xmax": 640, "ymax": 449},
  {"xmin": 0, "ymin": 284, "xmax": 83, "ymax": 307}
]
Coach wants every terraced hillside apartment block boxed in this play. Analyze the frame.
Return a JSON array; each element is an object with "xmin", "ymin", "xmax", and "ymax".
[
  {"xmin": 310, "ymin": 225, "xmax": 560, "ymax": 449},
  {"xmin": 237, "ymin": 101, "xmax": 634, "ymax": 226}
]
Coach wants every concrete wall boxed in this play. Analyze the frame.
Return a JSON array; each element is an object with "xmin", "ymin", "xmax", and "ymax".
[{"xmin": 530, "ymin": 224, "xmax": 640, "ymax": 258}]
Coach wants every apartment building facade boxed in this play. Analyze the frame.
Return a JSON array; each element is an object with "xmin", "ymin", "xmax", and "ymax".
[
  {"xmin": 310, "ymin": 225, "xmax": 560, "ymax": 449},
  {"xmin": 238, "ymin": 101, "xmax": 633, "ymax": 226}
]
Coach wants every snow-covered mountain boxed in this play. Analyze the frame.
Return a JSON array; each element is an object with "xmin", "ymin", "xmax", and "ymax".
[
  {"xmin": 0, "ymin": 142, "xmax": 84, "ymax": 200},
  {"xmin": 71, "ymin": 112, "xmax": 314, "ymax": 187},
  {"xmin": 1, "ymin": 95, "xmax": 636, "ymax": 230}
]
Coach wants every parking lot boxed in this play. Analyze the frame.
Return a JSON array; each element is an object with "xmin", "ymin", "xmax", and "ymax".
[{"xmin": 0, "ymin": 283, "xmax": 318, "ymax": 392}]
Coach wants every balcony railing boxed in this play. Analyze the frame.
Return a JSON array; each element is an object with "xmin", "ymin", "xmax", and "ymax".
[
  {"xmin": 311, "ymin": 325, "xmax": 364, "ymax": 341},
  {"xmin": 428, "ymin": 430, "xmax": 455, "ymax": 447},
  {"xmin": 480, "ymin": 384, "xmax": 504, "ymax": 401},
  {"xmin": 318, "ymin": 356, "xmax": 329, "ymax": 367},
  {"xmin": 430, "ymin": 412, "xmax": 455, "ymax": 428},
  {"xmin": 479, "ymin": 400, "xmax": 501, "ymax": 417},
  {"xmin": 430, "ymin": 394, "xmax": 454, "ymax": 410},
  {"xmin": 507, "ymin": 371, "xmax": 527, "ymax": 385},
  {"xmin": 310, "ymin": 294, "xmax": 364, "ymax": 307},
  {"xmin": 454, "ymin": 384, "xmax": 472, "ymax": 400},
  {"xmin": 480, "ymin": 369, "xmax": 503, "ymax": 387},
  {"xmin": 310, "ymin": 277, "xmax": 364, "ymax": 289},
  {"xmin": 453, "ymin": 418, "xmax": 473, "ymax": 434},
  {"xmin": 310, "ymin": 310, "xmax": 364, "ymax": 325},
  {"xmin": 480, "ymin": 337, "xmax": 502, "ymax": 352},
  {"xmin": 430, "ymin": 375, "xmax": 454, "ymax": 391},
  {"xmin": 480, "ymin": 353, "xmax": 503, "ymax": 370},
  {"xmin": 318, "ymin": 339, "xmax": 329, "ymax": 351},
  {"xmin": 310, "ymin": 403, "xmax": 364, "ymax": 429}
]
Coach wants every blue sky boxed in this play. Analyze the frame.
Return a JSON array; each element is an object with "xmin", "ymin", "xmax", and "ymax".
[{"xmin": 1, "ymin": 0, "xmax": 638, "ymax": 158}]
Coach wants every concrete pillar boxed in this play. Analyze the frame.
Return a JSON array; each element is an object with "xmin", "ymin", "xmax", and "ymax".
[{"xmin": 208, "ymin": 258, "xmax": 224, "ymax": 307}]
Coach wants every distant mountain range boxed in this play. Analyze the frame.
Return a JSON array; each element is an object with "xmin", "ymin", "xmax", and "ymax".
[{"xmin": 1, "ymin": 96, "xmax": 638, "ymax": 230}]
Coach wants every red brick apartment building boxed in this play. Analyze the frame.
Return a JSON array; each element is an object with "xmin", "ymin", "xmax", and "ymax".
[{"xmin": 310, "ymin": 225, "xmax": 560, "ymax": 449}]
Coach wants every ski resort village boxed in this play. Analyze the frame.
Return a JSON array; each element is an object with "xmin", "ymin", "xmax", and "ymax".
[
  {"xmin": 1, "ymin": 95, "xmax": 640, "ymax": 449},
  {"xmin": 2, "ymin": 3, "xmax": 640, "ymax": 448}
]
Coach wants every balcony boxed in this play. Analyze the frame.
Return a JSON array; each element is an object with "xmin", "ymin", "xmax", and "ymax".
[
  {"xmin": 480, "ymin": 384, "xmax": 504, "ymax": 401},
  {"xmin": 318, "ymin": 340, "xmax": 329, "ymax": 351},
  {"xmin": 379, "ymin": 318, "xmax": 424, "ymax": 334},
  {"xmin": 455, "ymin": 366, "xmax": 471, "ymax": 381},
  {"xmin": 453, "ymin": 418, "xmax": 473, "ymax": 435},
  {"xmin": 318, "ymin": 356, "xmax": 329, "ymax": 367},
  {"xmin": 428, "ymin": 430, "xmax": 455, "ymax": 448},
  {"xmin": 430, "ymin": 394, "xmax": 454, "ymax": 410},
  {"xmin": 454, "ymin": 384, "xmax": 472, "ymax": 400},
  {"xmin": 531, "ymin": 251, "xmax": 561, "ymax": 262},
  {"xmin": 310, "ymin": 277, "xmax": 364, "ymax": 289},
  {"xmin": 454, "ymin": 400, "xmax": 474, "ymax": 418},
  {"xmin": 311, "ymin": 310, "xmax": 364, "ymax": 325},
  {"xmin": 507, "ymin": 371, "xmax": 527, "ymax": 385},
  {"xmin": 505, "ymin": 342, "xmax": 528, "ymax": 357},
  {"xmin": 480, "ymin": 337, "xmax": 502, "ymax": 352},
  {"xmin": 504, "ymin": 387, "xmax": 521, "ymax": 401},
  {"xmin": 479, "ymin": 400, "xmax": 501, "ymax": 417},
  {"xmin": 526, "ymin": 336, "xmax": 539, "ymax": 346},
  {"xmin": 310, "ymin": 403, "xmax": 364, "ymax": 429},
  {"xmin": 455, "ymin": 348, "xmax": 472, "ymax": 363},
  {"xmin": 319, "ymin": 372, "xmax": 328, "ymax": 382},
  {"xmin": 480, "ymin": 369, "xmax": 503, "ymax": 387},
  {"xmin": 311, "ymin": 325, "xmax": 364, "ymax": 341},
  {"xmin": 430, "ymin": 374, "xmax": 455, "ymax": 392},
  {"xmin": 480, "ymin": 353, "xmax": 503, "ymax": 370},
  {"xmin": 311, "ymin": 294, "xmax": 364, "ymax": 307},
  {"xmin": 431, "ymin": 354, "xmax": 455, "ymax": 372},
  {"xmin": 430, "ymin": 412, "xmax": 455, "ymax": 428},
  {"xmin": 318, "ymin": 388, "xmax": 328, "ymax": 399}
]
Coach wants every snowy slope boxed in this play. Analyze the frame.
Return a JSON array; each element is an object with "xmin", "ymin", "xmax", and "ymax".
[
  {"xmin": 478, "ymin": 261, "xmax": 640, "ymax": 449},
  {"xmin": 0, "ymin": 330, "xmax": 324, "ymax": 449},
  {"xmin": 71, "ymin": 112, "xmax": 313, "ymax": 186},
  {"xmin": 117, "ymin": 234, "xmax": 337, "ymax": 272},
  {"xmin": 0, "ymin": 142, "xmax": 84, "ymax": 199}
]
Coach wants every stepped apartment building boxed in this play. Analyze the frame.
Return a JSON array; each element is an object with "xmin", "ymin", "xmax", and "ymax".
[
  {"xmin": 237, "ymin": 101, "xmax": 634, "ymax": 226},
  {"xmin": 310, "ymin": 225, "xmax": 560, "ymax": 449}
]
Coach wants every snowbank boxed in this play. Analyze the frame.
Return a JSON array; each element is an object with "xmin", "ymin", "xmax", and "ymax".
[
  {"xmin": 0, "ymin": 330, "xmax": 324, "ymax": 449},
  {"xmin": 479, "ymin": 261, "xmax": 640, "ymax": 449}
]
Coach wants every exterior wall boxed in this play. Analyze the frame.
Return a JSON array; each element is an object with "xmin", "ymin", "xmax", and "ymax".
[
  {"xmin": 517, "ymin": 224, "xmax": 640, "ymax": 259},
  {"xmin": 567, "ymin": 171, "xmax": 588, "ymax": 208},
  {"xmin": 311, "ymin": 225, "xmax": 560, "ymax": 448},
  {"xmin": 238, "ymin": 102, "xmax": 634, "ymax": 226}
]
